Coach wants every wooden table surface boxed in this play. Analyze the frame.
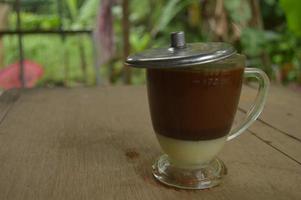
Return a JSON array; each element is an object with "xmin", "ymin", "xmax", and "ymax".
[{"xmin": 0, "ymin": 85, "xmax": 300, "ymax": 200}]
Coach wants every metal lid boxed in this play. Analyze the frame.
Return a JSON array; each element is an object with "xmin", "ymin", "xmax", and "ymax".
[{"xmin": 125, "ymin": 31, "xmax": 236, "ymax": 68}]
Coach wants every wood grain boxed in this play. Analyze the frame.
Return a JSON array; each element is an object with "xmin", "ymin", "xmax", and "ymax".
[
  {"xmin": 0, "ymin": 86, "xmax": 300, "ymax": 200},
  {"xmin": 234, "ymin": 111, "xmax": 301, "ymax": 164},
  {"xmin": 236, "ymin": 84, "xmax": 301, "ymax": 164},
  {"xmin": 0, "ymin": 89, "xmax": 19, "ymax": 124},
  {"xmin": 239, "ymin": 84, "xmax": 301, "ymax": 141}
]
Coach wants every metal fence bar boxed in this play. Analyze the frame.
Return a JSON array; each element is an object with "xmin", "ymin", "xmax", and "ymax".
[
  {"xmin": 0, "ymin": 0, "xmax": 52, "ymax": 4},
  {"xmin": 0, "ymin": 30, "xmax": 92, "ymax": 35},
  {"xmin": 0, "ymin": 0, "xmax": 95, "ymax": 87},
  {"xmin": 16, "ymin": 0, "xmax": 24, "ymax": 87}
]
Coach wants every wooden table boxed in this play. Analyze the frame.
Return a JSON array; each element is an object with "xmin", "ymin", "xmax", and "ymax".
[{"xmin": 0, "ymin": 85, "xmax": 300, "ymax": 200}]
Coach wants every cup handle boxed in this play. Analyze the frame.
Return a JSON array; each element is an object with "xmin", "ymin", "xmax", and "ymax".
[{"xmin": 227, "ymin": 68, "xmax": 270, "ymax": 141}]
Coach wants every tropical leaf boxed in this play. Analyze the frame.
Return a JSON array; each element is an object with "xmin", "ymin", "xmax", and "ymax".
[
  {"xmin": 241, "ymin": 28, "xmax": 266, "ymax": 56},
  {"xmin": 130, "ymin": 32, "xmax": 151, "ymax": 52},
  {"xmin": 66, "ymin": 0, "xmax": 78, "ymax": 20},
  {"xmin": 152, "ymin": 0, "xmax": 196, "ymax": 35},
  {"xmin": 130, "ymin": 0, "xmax": 150, "ymax": 22},
  {"xmin": 280, "ymin": 0, "xmax": 301, "ymax": 37},
  {"xmin": 78, "ymin": 0, "xmax": 100, "ymax": 26},
  {"xmin": 224, "ymin": 0, "xmax": 251, "ymax": 25}
]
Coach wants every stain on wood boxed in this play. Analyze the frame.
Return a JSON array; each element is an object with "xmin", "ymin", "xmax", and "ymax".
[{"xmin": 125, "ymin": 149, "xmax": 140, "ymax": 160}]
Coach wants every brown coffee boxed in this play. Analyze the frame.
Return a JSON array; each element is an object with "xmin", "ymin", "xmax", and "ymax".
[{"xmin": 147, "ymin": 67, "xmax": 244, "ymax": 141}]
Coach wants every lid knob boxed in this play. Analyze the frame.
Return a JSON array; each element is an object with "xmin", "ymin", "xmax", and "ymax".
[{"xmin": 170, "ymin": 31, "xmax": 186, "ymax": 49}]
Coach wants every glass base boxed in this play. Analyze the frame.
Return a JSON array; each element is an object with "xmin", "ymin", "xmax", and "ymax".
[{"xmin": 152, "ymin": 154, "xmax": 227, "ymax": 190}]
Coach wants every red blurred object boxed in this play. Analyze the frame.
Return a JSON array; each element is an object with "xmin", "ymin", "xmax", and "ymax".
[{"xmin": 0, "ymin": 60, "xmax": 44, "ymax": 89}]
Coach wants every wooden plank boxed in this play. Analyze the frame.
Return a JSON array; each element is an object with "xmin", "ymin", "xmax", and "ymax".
[
  {"xmin": 0, "ymin": 86, "xmax": 300, "ymax": 200},
  {"xmin": 234, "ymin": 111, "xmax": 301, "ymax": 164},
  {"xmin": 0, "ymin": 89, "xmax": 19, "ymax": 124},
  {"xmin": 235, "ymin": 84, "xmax": 301, "ymax": 165},
  {"xmin": 239, "ymin": 84, "xmax": 301, "ymax": 141}
]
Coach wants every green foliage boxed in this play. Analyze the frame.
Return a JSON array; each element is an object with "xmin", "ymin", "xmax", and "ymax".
[
  {"xmin": 264, "ymin": 0, "xmax": 276, "ymax": 6},
  {"xmin": 240, "ymin": 26, "xmax": 301, "ymax": 83},
  {"xmin": 9, "ymin": 13, "xmax": 60, "ymax": 29},
  {"xmin": 66, "ymin": 0, "xmax": 78, "ymax": 20},
  {"xmin": 64, "ymin": 0, "xmax": 100, "ymax": 28},
  {"xmin": 2, "ymin": 0, "xmax": 301, "ymax": 86},
  {"xmin": 151, "ymin": 0, "xmax": 196, "ymax": 35},
  {"xmin": 280, "ymin": 0, "xmax": 301, "ymax": 37},
  {"xmin": 266, "ymin": 31, "xmax": 301, "ymax": 82},
  {"xmin": 130, "ymin": 32, "xmax": 151, "ymax": 53},
  {"xmin": 129, "ymin": 0, "xmax": 150, "ymax": 23},
  {"xmin": 3, "ymin": 35, "xmax": 95, "ymax": 86},
  {"xmin": 77, "ymin": 0, "xmax": 100, "ymax": 27},
  {"xmin": 241, "ymin": 28, "xmax": 267, "ymax": 57},
  {"xmin": 224, "ymin": 0, "xmax": 251, "ymax": 24}
]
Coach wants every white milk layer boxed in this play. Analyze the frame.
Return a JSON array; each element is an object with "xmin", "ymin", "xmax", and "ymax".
[{"xmin": 156, "ymin": 134, "xmax": 227, "ymax": 167}]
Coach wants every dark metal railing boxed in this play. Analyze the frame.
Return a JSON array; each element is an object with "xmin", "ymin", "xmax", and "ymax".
[
  {"xmin": 0, "ymin": 30, "xmax": 92, "ymax": 35},
  {"xmin": 0, "ymin": 0, "xmax": 96, "ymax": 87}
]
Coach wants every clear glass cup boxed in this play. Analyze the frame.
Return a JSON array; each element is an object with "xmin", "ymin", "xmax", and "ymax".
[{"xmin": 147, "ymin": 54, "xmax": 269, "ymax": 189}]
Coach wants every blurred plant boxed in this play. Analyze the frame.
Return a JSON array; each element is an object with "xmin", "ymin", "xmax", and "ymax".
[
  {"xmin": 9, "ymin": 13, "xmax": 60, "ymax": 30},
  {"xmin": 240, "ymin": 28, "xmax": 266, "ymax": 58},
  {"xmin": 2, "ymin": 0, "xmax": 301, "ymax": 86},
  {"xmin": 266, "ymin": 32, "xmax": 301, "ymax": 84},
  {"xmin": 225, "ymin": 0, "xmax": 251, "ymax": 25},
  {"xmin": 64, "ymin": 0, "xmax": 100, "ymax": 28},
  {"xmin": 150, "ymin": 0, "xmax": 196, "ymax": 36},
  {"xmin": 280, "ymin": 0, "xmax": 301, "ymax": 37},
  {"xmin": 277, "ymin": 0, "xmax": 301, "ymax": 84},
  {"xmin": 61, "ymin": 0, "xmax": 100, "ymax": 85},
  {"xmin": 106, "ymin": 0, "xmax": 198, "ymax": 84},
  {"xmin": 3, "ymin": 35, "xmax": 95, "ymax": 86},
  {"xmin": 4, "ymin": 0, "xmax": 99, "ymax": 86}
]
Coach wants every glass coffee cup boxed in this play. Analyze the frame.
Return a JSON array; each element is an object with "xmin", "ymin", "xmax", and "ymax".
[{"xmin": 126, "ymin": 32, "xmax": 269, "ymax": 189}]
